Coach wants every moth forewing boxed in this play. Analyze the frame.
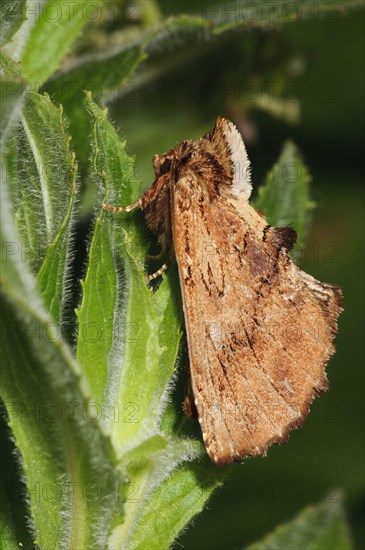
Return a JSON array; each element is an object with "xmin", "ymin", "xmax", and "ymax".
[{"xmin": 173, "ymin": 184, "xmax": 342, "ymax": 465}]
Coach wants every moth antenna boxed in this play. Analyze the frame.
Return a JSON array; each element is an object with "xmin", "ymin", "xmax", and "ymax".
[
  {"xmin": 147, "ymin": 262, "xmax": 169, "ymax": 281},
  {"xmin": 101, "ymin": 199, "xmax": 142, "ymax": 213}
]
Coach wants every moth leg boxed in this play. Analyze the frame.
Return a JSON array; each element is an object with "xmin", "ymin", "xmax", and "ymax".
[
  {"xmin": 183, "ymin": 367, "xmax": 198, "ymax": 418},
  {"xmin": 147, "ymin": 262, "xmax": 169, "ymax": 282},
  {"xmin": 101, "ymin": 173, "xmax": 168, "ymax": 214},
  {"xmin": 101, "ymin": 199, "xmax": 142, "ymax": 213},
  {"xmin": 146, "ymin": 250, "xmax": 165, "ymax": 262}
]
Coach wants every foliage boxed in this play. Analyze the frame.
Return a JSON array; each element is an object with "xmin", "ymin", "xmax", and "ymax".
[
  {"xmin": 0, "ymin": 1, "xmax": 361, "ymax": 548},
  {"xmin": 247, "ymin": 497, "xmax": 353, "ymax": 550}
]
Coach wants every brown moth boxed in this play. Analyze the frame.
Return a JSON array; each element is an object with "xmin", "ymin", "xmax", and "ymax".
[{"xmin": 102, "ymin": 117, "xmax": 343, "ymax": 465}]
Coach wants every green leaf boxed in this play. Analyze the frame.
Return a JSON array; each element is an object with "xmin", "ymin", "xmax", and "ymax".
[
  {"xmin": 0, "ymin": 50, "xmax": 26, "ymax": 150},
  {"xmin": 0, "ymin": 0, "xmax": 26, "ymax": 46},
  {"xmin": 0, "ymin": 77, "xmax": 24, "ymax": 150},
  {"xmin": 47, "ymin": 43, "xmax": 145, "ymax": 102},
  {"xmin": 120, "ymin": 435, "xmax": 169, "ymax": 467},
  {"xmin": 0, "ymin": 498, "xmax": 19, "ymax": 550},
  {"xmin": 11, "ymin": 0, "xmax": 102, "ymax": 85},
  {"xmin": 117, "ymin": 459, "xmax": 225, "ymax": 550},
  {"xmin": 44, "ymin": 42, "xmax": 145, "ymax": 173},
  {"xmin": 246, "ymin": 496, "xmax": 354, "ymax": 550},
  {"xmin": 254, "ymin": 140, "xmax": 314, "ymax": 250},
  {"xmin": 0, "ymin": 506, "xmax": 18, "ymax": 550},
  {"xmin": 0, "ymin": 407, "xmax": 34, "ymax": 549},
  {"xmin": 77, "ymin": 93, "xmax": 183, "ymax": 453},
  {"xmin": 36, "ymin": 162, "xmax": 77, "ymax": 326},
  {"xmin": 6, "ymin": 92, "xmax": 73, "ymax": 266},
  {"xmin": 0, "ymin": 74, "xmax": 24, "ymax": 150},
  {"xmin": 0, "ymin": 175, "xmax": 122, "ymax": 549},
  {"xmin": 5, "ymin": 91, "xmax": 77, "ymax": 327}
]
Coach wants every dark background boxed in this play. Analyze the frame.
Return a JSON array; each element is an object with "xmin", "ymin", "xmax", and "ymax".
[{"xmin": 109, "ymin": 8, "xmax": 364, "ymax": 549}]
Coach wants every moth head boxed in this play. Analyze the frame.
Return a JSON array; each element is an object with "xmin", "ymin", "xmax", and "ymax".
[{"xmin": 152, "ymin": 153, "xmax": 173, "ymax": 177}]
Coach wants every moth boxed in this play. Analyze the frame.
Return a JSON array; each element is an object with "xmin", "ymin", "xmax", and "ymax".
[{"xmin": 102, "ymin": 117, "xmax": 343, "ymax": 465}]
